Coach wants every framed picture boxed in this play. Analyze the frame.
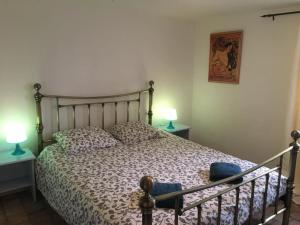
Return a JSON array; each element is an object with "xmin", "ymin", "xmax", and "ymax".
[{"xmin": 208, "ymin": 31, "xmax": 243, "ymax": 84}]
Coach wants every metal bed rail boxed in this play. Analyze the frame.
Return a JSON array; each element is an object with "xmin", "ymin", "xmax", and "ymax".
[{"xmin": 139, "ymin": 130, "xmax": 300, "ymax": 225}]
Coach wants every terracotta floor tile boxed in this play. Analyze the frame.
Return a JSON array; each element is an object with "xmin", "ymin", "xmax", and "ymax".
[
  {"xmin": 0, "ymin": 201, "xmax": 8, "ymax": 225},
  {"xmin": 16, "ymin": 222, "xmax": 32, "ymax": 225},
  {"xmin": 6, "ymin": 215, "xmax": 29, "ymax": 225},
  {"xmin": 0, "ymin": 216, "xmax": 8, "ymax": 225},
  {"xmin": 2, "ymin": 198, "xmax": 22, "ymax": 216},
  {"xmin": 29, "ymin": 209, "xmax": 54, "ymax": 225},
  {"xmin": 2, "ymin": 197, "xmax": 28, "ymax": 225},
  {"xmin": 289, "ymin": 220, "xmax": 300, "ymax": 225},
  {"xmin": 19, "ymin": 195, "xmax": 45, "ymax": 214}
]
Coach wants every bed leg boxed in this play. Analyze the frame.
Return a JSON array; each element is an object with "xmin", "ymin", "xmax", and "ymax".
[
  {"xmin": 282, "ymin": 191, "xmax": 292, "ymax": 225},
  {"xmin": 139, "ymin": 176, "xmax": 155, "ymax": 225},
  {"xmin": 282, "ymin": 130, "xmax": 300, "ymax": 225}
]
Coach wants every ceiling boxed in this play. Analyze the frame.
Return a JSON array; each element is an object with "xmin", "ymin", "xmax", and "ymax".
[{"xmin": 114, "ymin": 0, "xmax": 300, "ymax": 20}]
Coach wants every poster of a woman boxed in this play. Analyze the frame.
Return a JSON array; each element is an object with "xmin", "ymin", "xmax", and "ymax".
[{"xmin": 208, "ymin": 31, "xmax": 243, "ymax": 84}]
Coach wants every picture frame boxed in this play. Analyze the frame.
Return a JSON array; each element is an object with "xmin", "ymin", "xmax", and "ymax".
[{"xmin": 208, "ymin": 31, "xmax": 243, "ymax": 84}]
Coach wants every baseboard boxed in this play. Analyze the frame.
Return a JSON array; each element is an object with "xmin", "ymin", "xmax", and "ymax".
[{"xmin": 293, "ymin": 185, "xmax": 300, "ymax": 205}]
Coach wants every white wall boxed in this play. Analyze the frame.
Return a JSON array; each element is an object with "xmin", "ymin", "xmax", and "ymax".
[
  {"xmin": 291, "ymin": 26, "xmax": 300, "ymax": 203},
  {"xmin": 0, "ymin": 0, "xmax": 195, "ymax": 153},
  {"xmin": 192, "ymin": 11, "xmax": 300, "ymax": 163},
  {"xmin": 192, "ymin": 10, "xmax": 300, "ymax": 203}
]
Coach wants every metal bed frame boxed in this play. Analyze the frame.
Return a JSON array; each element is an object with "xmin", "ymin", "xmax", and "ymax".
[
  {"xmin": 139, "ymin": 131, "xmax": 299, "ymax": 225},
  {"xmin": 34, "ymin": 81, "xmax": 299, "ymax": 225},
  {"xmin": 33, "ymin": 80, "xmax": 154, "ymax": 153}
]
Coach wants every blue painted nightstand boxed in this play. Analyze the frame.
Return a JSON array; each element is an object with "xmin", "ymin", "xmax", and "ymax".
[
  {"xmin": 0, "ymin": 149, "xmax": 36, "ymax": 201},
  {"xmin": 154, "ymin": 122, "xmax": 190, "ymax": 139}
]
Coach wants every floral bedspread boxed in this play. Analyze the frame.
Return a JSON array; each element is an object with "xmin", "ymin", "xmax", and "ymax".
[{"xmin": 36, "ymin": 134, "xmax": 286, "ymax": 225}]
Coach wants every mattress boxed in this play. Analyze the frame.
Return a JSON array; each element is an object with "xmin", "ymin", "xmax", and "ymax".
[{"xmin": 35, "ymin": 134, "xmax": 286, "ymax": 225}]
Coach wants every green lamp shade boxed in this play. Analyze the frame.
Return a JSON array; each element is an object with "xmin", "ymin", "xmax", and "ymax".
[{"xmin": 5, "ymin": 124, "xmax": 27, "ymax": 155}]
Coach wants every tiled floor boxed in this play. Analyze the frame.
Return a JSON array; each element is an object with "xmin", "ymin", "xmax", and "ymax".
[
  {"xmin": 267, "ymin": 203, "xmax": 300, "ymax": 225},
  {"xmin": 0, "ymin": 191, "xmax": 299, "ymax": 225},
  {"xmin": 0, "ymin": 191, "xmax": 67, "ymax": 225}
]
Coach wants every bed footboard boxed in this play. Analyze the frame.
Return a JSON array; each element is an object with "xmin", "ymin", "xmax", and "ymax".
[{"xmin": 139, "ymin": 130, "xmax": 300, "ymax": 225}]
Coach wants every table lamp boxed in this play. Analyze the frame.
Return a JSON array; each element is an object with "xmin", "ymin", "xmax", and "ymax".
[
  {"xmin": 165, "ymin": 108, "xmax": 177, "ymax": 129},
  {"xmin": 6, "ymin": 124, "xmax": 27, "ymax": 155}
]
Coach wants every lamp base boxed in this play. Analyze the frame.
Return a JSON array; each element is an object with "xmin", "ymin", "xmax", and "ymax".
[
  {"xmin": 167, "ymin": 121, "xmax": 175, "ymax": 129},
  {"xmin": 12, "ymin": 143, "xmax": 25, "ymax": 156}
]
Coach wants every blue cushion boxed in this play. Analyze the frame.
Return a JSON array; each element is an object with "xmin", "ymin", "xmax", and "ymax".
[
  {"xmin": 209, "ymin": 162, "xmax": 243, "ymax": 184},
  {"xmin": 150, "ymin": 182, "xmax": 183, "ymax": 209}
]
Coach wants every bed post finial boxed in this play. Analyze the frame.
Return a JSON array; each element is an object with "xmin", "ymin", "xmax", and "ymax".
[
  {"xmin": 34, "ymin": 83, "xmax": 42, "ymax": 102},
  {"xmin": 148, "ymin": 81, "xmax": 154, "ymax": 125},
  {"xmin": 282, "ymin": 130, "xmax": 300, "ymax": 225},
  {"xmin": 139, "ymin": 176, "xmax": 155, "ymax": 225},
  {"xmin": 291, "ymin": 130, "xmax": 300, "ymax": 143},
  {"xmin": 34, "ymin": 83, "xmax": 44, "ymax": 154},
  {"xmin": 149, "ymin": 80, "xmax": 154, "ymax": 88}
]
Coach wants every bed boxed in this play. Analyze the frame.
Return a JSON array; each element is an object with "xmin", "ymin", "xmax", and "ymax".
[{"xmin": 33, "ymin": 81, "xmax": 299, "ymax": 225}]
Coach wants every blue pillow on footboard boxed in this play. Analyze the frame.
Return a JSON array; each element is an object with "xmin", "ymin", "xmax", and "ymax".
[
  {"xmin": 209, "ymin": 162, "xmax": 243, "ymax": 184},
  {"xmin": 150, "ymin": 182, "xmax": 183, "ymax": 209}
]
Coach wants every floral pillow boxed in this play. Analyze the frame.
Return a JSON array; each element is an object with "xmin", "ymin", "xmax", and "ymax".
[
  {"xmin": 53, "ymin": 127, "xmax": 119, "ymax": 154},
  {"xmin": 106, "ymin": 121, "xmax": 164, "ymax": 145}
]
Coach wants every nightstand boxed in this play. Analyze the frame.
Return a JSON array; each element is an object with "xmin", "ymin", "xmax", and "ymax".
[
  {"xmin": 0, "ymin": 149, "xmax": 36, "ymax": 201},
  {"xmin": 154, "ymin": 122, "xmax": 190, "ymax": 139}
]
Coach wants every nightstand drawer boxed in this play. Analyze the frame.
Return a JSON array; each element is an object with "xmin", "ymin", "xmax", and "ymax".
[
  {"xmin": 0, "ymin": 176, "xmax": 32, "ymax": 195},
  {"xmin": 0, "ymin": 161, "xmax": 32, "ymax": 180}
]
